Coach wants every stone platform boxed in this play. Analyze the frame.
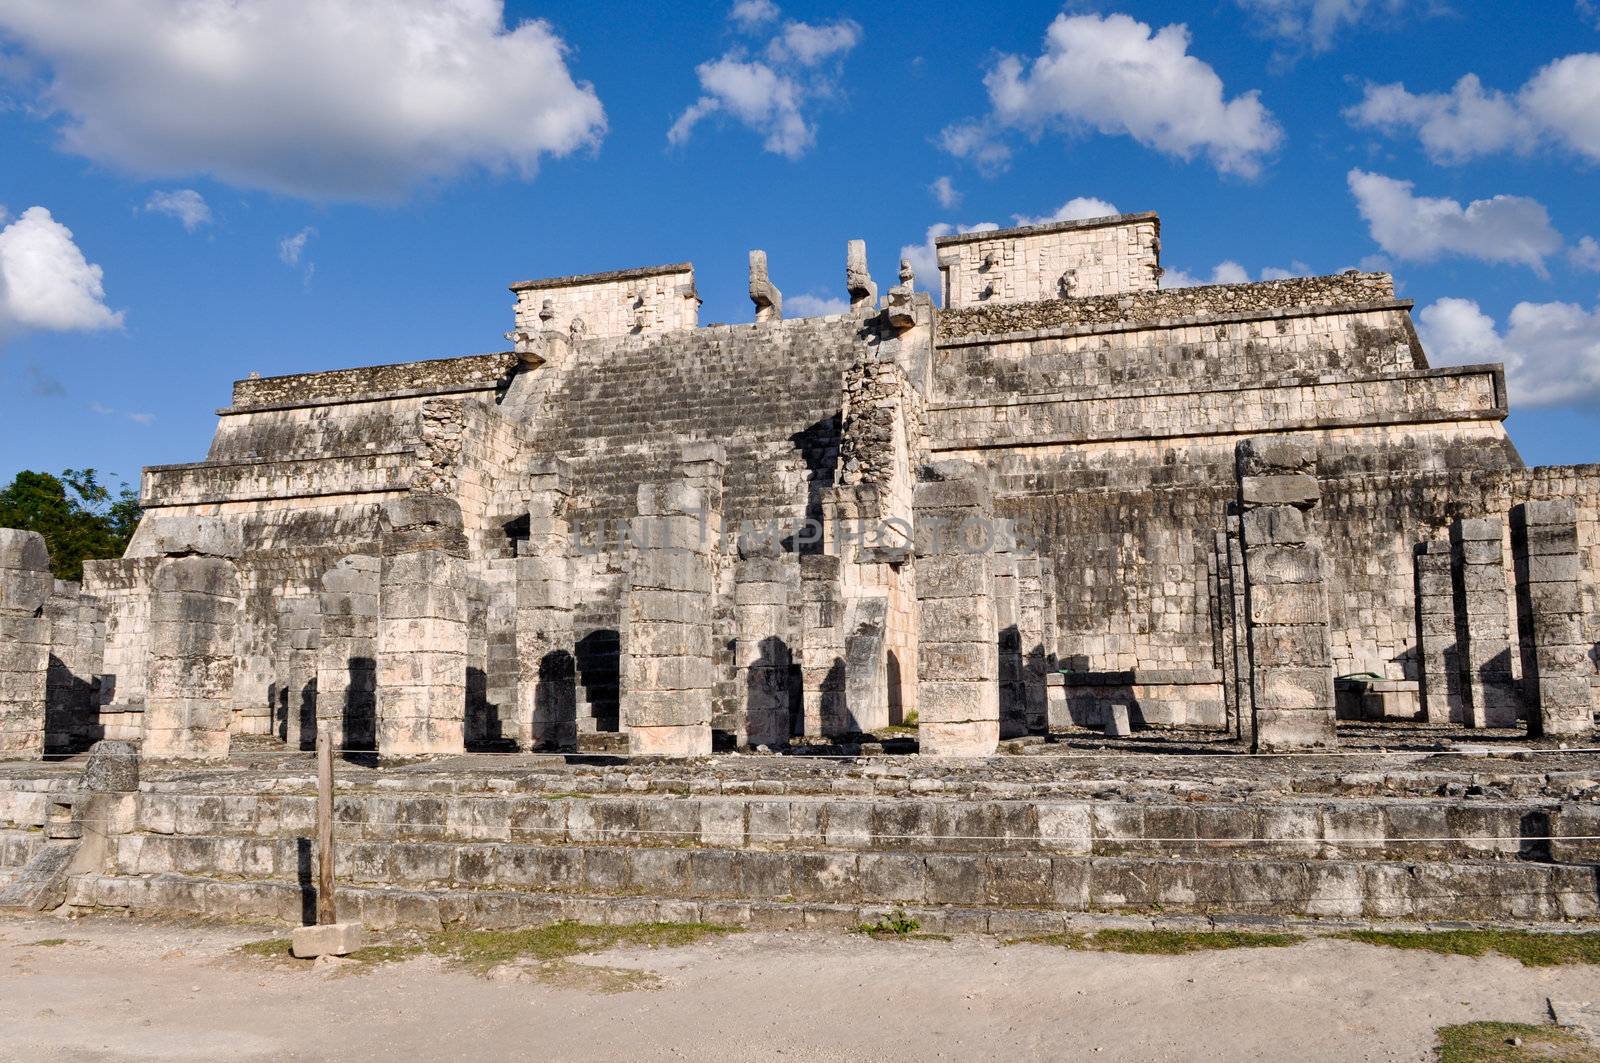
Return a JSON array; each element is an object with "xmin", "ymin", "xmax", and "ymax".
[{"xmin": 5, "ymin": 731, "xmax": 1599, "ymax": 933}]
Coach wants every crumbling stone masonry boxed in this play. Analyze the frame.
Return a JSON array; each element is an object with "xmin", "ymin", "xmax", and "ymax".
[
  {"xmin": 1451, "ymin": 517, "xmax": 1520, "ymax": 728},
  {"xmin": 377, "ymin": 496, "xmax": 470, "ymax": 756},
  {"xmin": 0, "ymin": 531, "xmax": 52, "ymax": 759},
  {"xmin": 1236, "ymin": 437, "xmax": 1336, "ymax": 752},
  {"xmin": 1514, "ymin": 500, "xmax": 1594, "ymax": 737},
  {"xmin": 914, "ymin": 460, "xmax": 999, "ymax": 756}
]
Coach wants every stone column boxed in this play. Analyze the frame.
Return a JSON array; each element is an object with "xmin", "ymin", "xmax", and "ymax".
[
  {"xmin": 1450, "ymin": 517, "xmax": 1520, "ymax": 728},
  {"xmin": 0, "ymin": 530, "xmax": 52, "ymax": 759},
  {"xmin": 317, "ymin": 555, "xmax": 379, "ymax": 750},
  {"xmin": 1513, "ymin": 500, "xmax": 1593, "ymax": 737},
  {"xmin": 735, "ymin": 533, "xmax": 792, "ymax": 748},
  {"xmin": 143, "ymin": 553, "xmax": 240, "ymax": 761},
  {"xmin": 992, "ymin": 523, "xmax": 1027, "ymax": 739},
  {"xmin": 1016, "ymin": 554, "xmax": 1051, "ymax": 735},
  {"xmin": 517, "ymin": 458, "xmax": 576, "ymax": 752},
  {"xmin": 1413, "ymin": 540, "xmax": 1463, "ymax": 725},
  {"xmin": 278, "ymin": 596, "xmax": 321, "ymax": 751},
  {"xmin": 620, "ymin": 449, "xmax": 723, "ymax": 757},
  {"xmin": 44, "ymin": 580, "xmax": 102, "ymax": 753},
  {"xmin": 1236, "ymin": 437, "xmax": 1336, "ymax": 752},
  {"xmin": 913, "ymin": 460, "xmax": 999, "ymax": 757},
  {"xmin": 377, "ymin": 495, "xmax": 469, "ymax": 756},
  {"xmin": 799, "ymin": 554, "xmax": 843, "ymax": 738}
]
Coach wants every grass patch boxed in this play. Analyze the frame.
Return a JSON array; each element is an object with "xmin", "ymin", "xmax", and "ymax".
[
  {"xmin": 233, "ymin": 937, "xmax": 293, "ymax": 960},
  {"xmin": 1017, "ymin": 929, "xmax": 1303, "ymax": 955},
  {"xmin": 1341, "ymin": 930, "xmax": 1600, "ymax": 968},
  {"xmin": 26, "ymin": 938, "xmax": 69, "ymax": 947},
  {"xmin": 853, "ymin": 910, "xmax": 951, "ymax": 942},
  {"xmin": 1435, "ymin": 1021, "xmax": 1600, "ymax": 1062}
]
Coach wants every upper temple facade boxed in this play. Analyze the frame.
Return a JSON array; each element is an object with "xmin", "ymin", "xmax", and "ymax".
[{"xmin": 11, "ymin": 208, "xmax": 1593, "ymax": 760}]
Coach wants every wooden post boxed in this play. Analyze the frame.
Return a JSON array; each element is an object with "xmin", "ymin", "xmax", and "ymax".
[{"xmin": 315, "ymin": 720, "xmax": 336, "ymax": 925}]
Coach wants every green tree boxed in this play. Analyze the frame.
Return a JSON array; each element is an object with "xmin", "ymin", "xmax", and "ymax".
[{"xmin": 0, "ymin": 469, "xmax": 143, "ymax": 582}]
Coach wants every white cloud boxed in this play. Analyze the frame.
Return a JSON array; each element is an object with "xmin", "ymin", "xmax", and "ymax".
[
  {"xmin": 1420, "ymin": 296, "xmax": 1600, "ymax": 407},
  {"xmin": 937, "ymin": 121, "xmax": 1013, "ymax": 177},
  {"xmin": 1347, "ymin": 169, "xmax": 1562, "ymax": 273},
  {"xmin": 142, "ymin": 188, "xmax": 211, "ymax": 232},
  {"xmin": 0, "ymin": 0, "xmax": 605, "ymax": 202},
  {"xmin": 1347, "ymin": 55, "xmax": 1600, "ymax": 164},
  {"xmin": 1233, "ymin": 0, "xmax": 1410, "ymax": 53},
  {"xmin": 929, "ymin": 176, "xmax": 960, "ymax": 209},
  {"xmin": 88, "ymin": 400, "xmax": 153, "ymax": 425},
  {"xmin": 1571, "ymin": 236, "xmax": 1600, "ymax": 271},
  {"xmin": 766, "ymin": 18, "xmax": 860, "ymax": 66},
  {"xmin": 786, "ymin": 292, "xmax": 850, "ymax": 317},
  {"xmin": 0, "ymin": 205, "xmax": 122, "ymax": 340},
  {"xmin": 669, "ymin": 14, "xmax": 859, "ymax": 158},
  {"xmin": 278, "ymin": 227, "xmax": 315, "ymax": 268},
  {"xmin": 1011, "ymin": 197, "xmax": 1120, "ymax": 227},
  {"xmin": 899, "ymin": 221, "xmax": 999, "ymax": 306},
  {"xmin": 941, "ymin": 13, "xmax": 1282, "ymax": 178},
  {"xmin": 729, "ymin": 0, "xmax": 779, "ymax": 31}
]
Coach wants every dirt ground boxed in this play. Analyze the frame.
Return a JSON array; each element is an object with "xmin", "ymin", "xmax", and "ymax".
[{"xmin": 3, "ymin": 913, "xmax": 1599, "ymax": 1062}]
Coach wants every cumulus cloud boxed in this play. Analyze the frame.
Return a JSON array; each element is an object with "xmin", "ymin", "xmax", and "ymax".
[
  {"xmin": 1347, "ymin": 55, "xmax": 1600, "ymax": 164},
  {"xmin": 929, "ymin": 176, "xmax": 960, "ymax": 209},
  {"xmin": 940, "ymin": 13, "xmax": 1282, "ymax": 178},
  {"xmin": 1347, "ymin": 170, "xmax": 1563, "ymax": 273},
  {"xmin": 1421, "ymin": 296, "xmax": 1600, "ymax": 407},
  {"xmin": 0, "ymin": 0, "xmax": 606, "ymax": 202},
  {"xmin": 1571, "ymin": 236, "xmax": 1600, "ymax": 271},
  {"xmin": 786, "ymin": 292, "xmax": 850, "ymax": 317},
  {"xmin": 899, "ymin": 220, "xmax": 1000, "ymax": 306},
  {"xmin": 0, "ymin": 205, "xmax": 123, "ymax": 341},
  {"xmin": 142, "ymin": 189, "xmax": 211, "ymax": 232},
  {"xmin": 278, "ymin": 227, "xmax": 315, "ymax": 268},
  {"xmin": 1011, "ymin": 197, "xmax": 1120, "ymax": 227},
  {"xmin": 1232, "ymin": 0, "xmax": 1411, "ymax": 53},
  {"xmin": 669, "ymin": 9, "xmax": 859, "ymax": 158}
]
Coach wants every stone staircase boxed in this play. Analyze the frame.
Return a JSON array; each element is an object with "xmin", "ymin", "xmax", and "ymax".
[{"xmin": 60, "ymin": 757, "xmax": 1600, "ymax": 933}]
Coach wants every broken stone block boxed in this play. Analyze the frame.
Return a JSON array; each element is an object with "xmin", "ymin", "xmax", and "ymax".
[
  {"xmin": 1104, "ymin": 704, "xmax": 1132, "ymax": 737},
  {"xmin": 290, "ymin": 922, "xmax": 367, "ymax": 958}
]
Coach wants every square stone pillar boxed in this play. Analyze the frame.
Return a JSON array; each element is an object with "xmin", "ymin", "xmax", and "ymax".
[
  {"xmin": 621, "ymin": 447, "xmax": 724, "ymax": 757},
  {"xmin": 1413, "ymin": 540, "xmax": 1464, "ymax": 724},
  {"xmin": 1236, "ymin": 437, "xmax": 1336, "ymax": 752},
  {"xmin": 277, "ymin": 596, "xmax": 321, "ymax": 751},
  {"xmin": 799, "ymin": 554, "xmax": 844, "ymax": 738},
  {"xmin": 0, "ymin": 530, "xmax": 52, "ymax": 759},
  {"xmin": 1450, "ymin": 517, "xmax": 1520, "ymax": 728},
  {"xmin": 143, "ymin": 555, "xmax": 240, "ymax": 760},
  {"xmin": 377, "ymin": 495, "xmax": 469, "ymax": 756},
  {"xmin": 992, "ymin": 523, "xmax": 1027, "ymax": 739},
  {"xmin": 735, "ymin": 533, "xmax": 792, "ymax": 748},
  {"xmin": 913, "ymin": 459, "xmax": 999, "ymax": 757},
  {"xmin": 1220, "ymin": 517, "xmax": 1251, "ymax": 740},
  {"xmin": 1513, "ymin": 500, "xmax": 1593, "ymax": 737},
  {"xmin": 517, "ymin": 458, "xmax": 576, "ymax": 752},
  {"xmin": 317, "ymin": 555, "xmax": 379, "ymax": 750},
  {"xmin": 1016, "ymin": 554, "xmax": 1052, "ymax": 735}
]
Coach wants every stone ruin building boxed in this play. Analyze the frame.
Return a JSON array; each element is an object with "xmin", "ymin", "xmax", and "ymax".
[{"xmin": 3, "ymin": 210, "xmax": 1600, "ymax": 930}]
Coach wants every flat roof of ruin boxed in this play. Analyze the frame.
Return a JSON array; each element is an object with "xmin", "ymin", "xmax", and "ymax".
[
  {"xmin": 933, "ymin": 211, "xmax": 1161, "ymax": 248},
  {"xmin": 508, "ymin": 262, "xmax": 694, "ymax": 293}
]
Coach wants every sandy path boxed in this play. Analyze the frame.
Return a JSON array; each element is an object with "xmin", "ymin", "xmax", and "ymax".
[{"xmin": 2, "ymin": 913, "xmax": 1598, "ymax": 1062}]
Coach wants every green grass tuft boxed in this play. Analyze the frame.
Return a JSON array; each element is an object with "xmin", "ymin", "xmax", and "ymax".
[
  {"xmin": 1434, "ymin": 1021, "xmax": 1600, "ymax": 1062},
  {"xmin": 1017, "ymin": 929, "xmax": 1302, "ymax": 955},
  {"xmin": 1341, "ymin": 930, "xmax": 1600, "ymax": 968},
  {"xmin": 855, "ymin": 910, "xmax": 922, "ymax": 937},
  {"xmin": 26, "ymin": 937, "xmax": 69, "ymax": 947}
]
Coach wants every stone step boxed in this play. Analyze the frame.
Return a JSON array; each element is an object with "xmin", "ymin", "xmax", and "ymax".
[
  {"xmin": 73, "ymin": 847, "xmax": 1600, "ymax": 925},
  {"xmin": 126, "ymin": 790, "xmax": 1599, "ymax": 862}
]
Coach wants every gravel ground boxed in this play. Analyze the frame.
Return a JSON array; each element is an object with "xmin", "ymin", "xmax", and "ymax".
[{"xmin": 4, "ymin": 911, "xmax": 1600, "ymax": 1062}]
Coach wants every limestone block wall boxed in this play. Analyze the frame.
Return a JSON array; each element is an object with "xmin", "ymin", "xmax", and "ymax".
[
  {"xmin": 511, "ymin": 264, "xmax": 699, "ymax": 341},
  {"xmin": 316, "ymin": 555, "xmax": 378, "ymax": 750},
  {"xmin": 82, "ymin": 557, "xmax": 159, "ymax": 711},
  {"xmin": 142, "ymin": 554, "xmax": 240, "ymax": 761},
  {"xmin": 936, "ymin": 214, "xmax": 1160, "ymax": 307},
  {"xmin": 412, "ymin": 396, "xmax": 533, "ymax": 552},
  {"xmin": 44, "ymin": 579, "xmax": 103, "ymax": 752},
  {"xmin": 0, "ymin": 531, "xmax": 52, "ymax": 758}
]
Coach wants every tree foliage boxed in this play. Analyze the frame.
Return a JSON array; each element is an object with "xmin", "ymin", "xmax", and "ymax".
[{"xmin": 0, "ymin": 469, "xmax": 142, "ymax": 582}]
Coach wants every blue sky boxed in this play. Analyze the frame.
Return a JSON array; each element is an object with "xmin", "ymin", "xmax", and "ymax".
[{"xmin": 1, "ymin": 0, "xmax": 1598, "ymax": 493}]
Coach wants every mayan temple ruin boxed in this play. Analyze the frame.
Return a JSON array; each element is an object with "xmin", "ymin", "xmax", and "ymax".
[{"xmin": 3, "ymin": 210, "xmax": 1600, "ymax": 930}]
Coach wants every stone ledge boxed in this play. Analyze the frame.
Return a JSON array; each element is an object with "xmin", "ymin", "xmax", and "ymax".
[{"xmin": 509, "ymin": 262, "xmax": 693, "ymax": 293}]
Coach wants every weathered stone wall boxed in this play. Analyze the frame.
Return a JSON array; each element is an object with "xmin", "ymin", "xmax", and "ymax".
[
  {"xmin": 0, "ymin": 531, "xmax": 51, "ymax": 759},
  {"xmin": 511, "ymin": 264, "xmax": 698, "ymax": 341},
  {"xmin": 936, "ymin": 214, "xmax": 1160, "ymax": 307},
  {"xmin": 230, "ymin": 354, "xmax": 514, "ymax": 410}
]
